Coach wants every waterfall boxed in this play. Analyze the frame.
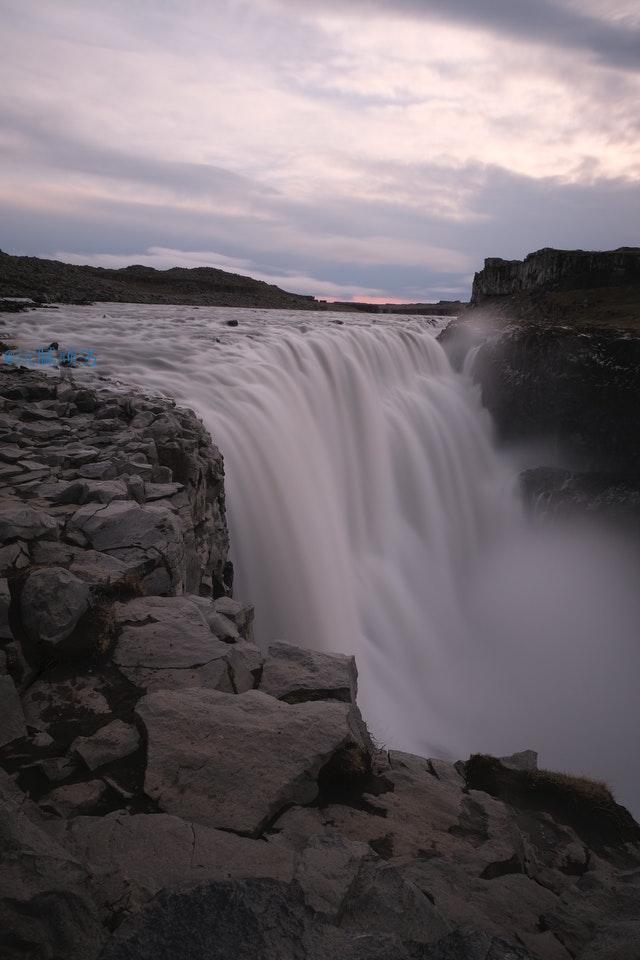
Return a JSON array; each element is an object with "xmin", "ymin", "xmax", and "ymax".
[{"xmin": 14, "ymin": 305, "xmax": 640, "ymax": 809}]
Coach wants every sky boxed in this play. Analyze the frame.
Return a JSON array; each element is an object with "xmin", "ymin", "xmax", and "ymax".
[{"xmin": 1, "ymin": 0, "xmax": 639, "ymax": 302}]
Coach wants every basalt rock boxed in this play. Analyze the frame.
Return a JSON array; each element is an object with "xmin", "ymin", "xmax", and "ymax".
[{"xmin": 1, "ymin": 364, "xmax": 640, "ymax": 960}]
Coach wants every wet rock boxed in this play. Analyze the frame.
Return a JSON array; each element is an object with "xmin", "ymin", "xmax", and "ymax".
[
  {"xmin": 0, "ymin": 674, "xmax": 27, "ymax": 746},
  {"xmin": 20, "ymin": 566, "xmax": 90, "ymax": 650},
  {"xmin": 136, "ymin": 688, "xmax": 368, "ymax": 836},
  {"xmin": 259, "ymin": 640, "xmax": 357, "ymax": 704},
  {"xmin": 71, "ymin": 720, "xmax": 140, "ymax": 771}
]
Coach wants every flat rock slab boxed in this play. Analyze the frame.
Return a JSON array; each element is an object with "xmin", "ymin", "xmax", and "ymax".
[
  {"xmin": 0, "ymin": 502, "xmax": 58, "ymax": 541},
  {"xmin": 114, "ymin": 596, "xmax": 231, "ymax": 691},
  {"xmin": 72, "ymin": 719, "xmax": 140, "ymax": 771},
  {"xmin": 57, "ymin": 812, "xmax": 294, "ymax": 916},
  {"xmin": 259, "ymin": 640, "xmax": 357, "ymax": 704},
  {"xmin": 136, "ymin": 688, "xmax": 364, "ymax": 836},
  {"xmin": 66, "ymin": 499, "xmax": 182, "ymax": 553}
]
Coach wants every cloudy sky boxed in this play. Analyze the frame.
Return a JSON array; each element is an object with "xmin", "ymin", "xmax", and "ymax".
[{"xmin": 1, "ymin": 0, "xmax": 639, "ymax": 302}]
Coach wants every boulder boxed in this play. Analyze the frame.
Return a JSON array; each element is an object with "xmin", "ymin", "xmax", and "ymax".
[
  {"xmin": 98, "ymin": 876, "xmax": 443, "ymax": 960},
  {"xmin": 22, "ymin": 676, "xmax": 111, "ymax": 727},
  {"xmin": 0, "ymin": 575, "xmax": 11, "ymax": 640},
  {"xmin": 499, "ymin": 749, "xmax": 538, "ymax": 772},
  {"xmin": 0, "ymin": 796, "xmax": 105, "ymax": 960},
  {"xmin": 259, "ymin": 640, "xmax": 357, "ymax": 704},
  {"xmin": 113, "ymin": 596, "xmax": 231, "ymax": 691},
  {"xmin": 66, "ymin": 501, "xmax": 185, "ymax": 592},
  {"xmin": 0, "ymin": 502, "xmax": 58, "ymax": 541},
  {"xmin": 20, "ymin": 566, "xmax": 90, "ymax": 650},
  {"xmin": 58, "ymin": 812, "xmax": 294, "ymax": 918},
  {"xmin": 0, "ymin": 674, "xmax": 27, "ymax": 746},
  {"xmin": 136, "ymin": 688, "xmax": 368, "ymax": 836},
  {"xmin": 71, "ymin": 720, "xmax": 140, "ymax": 771},
  {"xmin": 42, "ymin": 780, "xmax": 107, "ymax": 817}
]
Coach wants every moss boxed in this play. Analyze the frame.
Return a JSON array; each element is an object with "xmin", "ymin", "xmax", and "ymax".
[{"xmin": 464, "ymin": 754, "xmax": 640, "ymax": 850}]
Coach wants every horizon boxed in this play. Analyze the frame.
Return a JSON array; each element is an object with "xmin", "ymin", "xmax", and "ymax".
[{"xmin": 1, "ymin": 0, "xmax": 639, "ymax": 301}]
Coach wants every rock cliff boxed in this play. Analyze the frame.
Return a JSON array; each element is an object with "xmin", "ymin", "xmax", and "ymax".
[
  {"xmin": 472, "ymin": 247, "xmax": 640, "ymax": 303},
  {"xmin": 2, "ymin": 364, "xmax": 640, "ymax": 960}
]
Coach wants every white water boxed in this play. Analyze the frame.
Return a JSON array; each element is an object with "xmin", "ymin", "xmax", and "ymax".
[{"xmin": 10, "ymin": 305, "xmax": 640, "ymax": 811}]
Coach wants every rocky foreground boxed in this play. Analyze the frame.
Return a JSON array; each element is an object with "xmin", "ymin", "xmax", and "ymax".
[{"xmin": 2, "ymin": 364, "xmax": 640, "ymax": 960}]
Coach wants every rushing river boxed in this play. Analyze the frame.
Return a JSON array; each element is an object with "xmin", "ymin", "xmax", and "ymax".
[{"xmin": 9, "ymin": 305, "xmax": 640, "ymax": 811}]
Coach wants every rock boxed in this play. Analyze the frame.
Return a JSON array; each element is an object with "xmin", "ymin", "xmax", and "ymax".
[
  {"xmin": 0, "ymin": 674, "xmax": 27, "ymax": 745},
  {"xmin": 98, "ymin": 876, "xmax": 436, "ymax": 960},
  {"xmin": 0, "ymin": 795, "xmax": 106, "ymax": 959},
  {"xmin": 339, "ymin": 858, "xmax": 450, "ymax": 944},
  {"xmin": 59, "ymin": 812, "xmax": 294, "ymax": 919},
  {"xmin": 500, "ymin": 749, "xmax": 538, "ymax": 772},
  {"xmin": 259, "ymin": 640, "xmax": 357, "ymax": 704},
  {"xmin": 20, "ymin": 566, "xmax": 90, "ymax": 650},
  {"xmin": 66, "ymin": 501, "xmax": 186, "ymax": 593},
  {"xmin": 42, "ymin": 780, "xmax": 107, "ymax": 817},
  {"xmin": 125, "ymin": 474, "xmax": 145, "ymax": 503},
  {"xmin": 113, "ymin": 596, "xmax": 231, "ymax": 691},
  {"xmin": 0, "ymin": 502, "xmax": 58, "ymax": 541},
  {"xmin": 22, "ymin": 676, "xmax": 110, "ymax": 727},
  {"xmin": 226, "ymin": 640, "xmax": 264, "ymax": 692},
  {"xmin": 37, "ymin": 757, "xmax": 78, "ymax": 783},
  {"xmin": 71, "ymin": 720, "xmax": 140, "ymax": 771},
  {"xmin": 0, "ymin": 540, "xmax": 30, "ymax": 574},
  {"xmin": 0, "ymin": 575, "xmax": 11, "ymax": 639},
  {"xmin": 79, "ymin": 459, "xmax": 118, "ymax": 479},
  {"xmin": 22, "ymin": 420, "xmax": 71, "ymax": 440},
  {"xmin": 136, "ymin": 688, "xmax": 368, "ymax": 835},
  {"xmin": 294, "ymin": 831, "xmax": 373, "ymax": 916},
  {"xmin": 144, "ymin": 481, "xmax": 182, "ymax": 501},
  {"xmin": 426, "ymin": 928, "xmax": 533, "ymax": 959},
  {"xmin": 213, "ymin": 595, "xmax": 254, "ymax": 640}
]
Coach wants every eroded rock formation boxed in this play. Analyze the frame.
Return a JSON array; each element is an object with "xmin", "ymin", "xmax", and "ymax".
[{"xmin": 1, "ymin": 364, "xmax": 640, "ymax": 960}]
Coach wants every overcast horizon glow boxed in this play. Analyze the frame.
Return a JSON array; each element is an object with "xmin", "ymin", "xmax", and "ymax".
[{"xmin": 1, "ymin": 0, "xmax": 639, "ymax": 301}]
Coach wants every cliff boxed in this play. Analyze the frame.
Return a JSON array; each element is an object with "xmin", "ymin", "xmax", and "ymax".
[
  {"xmin": 1, "ymin": 364, "xmax": 640, "ymax": 960},
  {"xmin": 441, "ymin": 245, "xmax": 640, "ymax": 521},
  {"xmin": 0, "ymin": 250, "xmax": 320, "ymax": 310},
  {"xmin": 469, "ymin": 247, "xmax": 640, "ymax": 330}
]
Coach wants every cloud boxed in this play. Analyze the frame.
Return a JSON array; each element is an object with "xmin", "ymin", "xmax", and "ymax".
[
  {"xmin": 0, "ymin": 0, "xmax": 638, "ymax": 301},
  {"xmin": 273, "ymin": 0, "xmax": 640, "ymax": 72}
]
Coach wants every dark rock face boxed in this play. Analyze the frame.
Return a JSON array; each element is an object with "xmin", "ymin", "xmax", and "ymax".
[
  {"xmin": 471, "ymin": 326, "xmax": 640, "ymax": 475},
  {"xmin": 1, "ymin": 365, "xmax": 640, "ymax": 960},
  {"xmin": 472, "ymin": 248, "xmax": 640, "ymax": 304}
]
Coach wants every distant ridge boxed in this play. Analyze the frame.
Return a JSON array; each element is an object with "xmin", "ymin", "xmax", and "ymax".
[
  {"xmin": 0, "ymin": 250, "xmax": 319, "ymax": 310},
  {"xmin": 0, "ymin": 250, "xmax": 465, "ymax": 314}
]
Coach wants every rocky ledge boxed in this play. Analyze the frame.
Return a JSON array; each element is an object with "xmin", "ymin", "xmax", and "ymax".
[{"xmin": 2, "ymin": 365, "xmax": 640, "ymax": 960}]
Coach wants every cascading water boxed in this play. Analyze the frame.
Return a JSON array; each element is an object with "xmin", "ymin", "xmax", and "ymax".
[{"xmin": 14, "ymin": 305, "xmax": 640, "ymax": 811}]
